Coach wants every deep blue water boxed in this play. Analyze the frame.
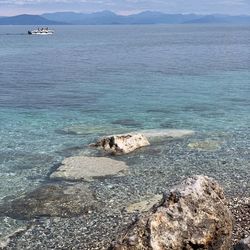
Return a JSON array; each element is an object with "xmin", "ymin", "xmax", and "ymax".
[{"xmin": 0, "ymin": 25, "xmax": 249, "ymax": 240}]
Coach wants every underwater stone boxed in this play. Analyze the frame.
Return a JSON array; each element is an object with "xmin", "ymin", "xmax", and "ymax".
[
  {"xmin": 110, "ymin": 175, "xmax": 233, "ymax": 250},
  {"xmin": 111, "ymin": 119, "xmax": 142, "ymax": 127},
  {"xmin": 50, "ymin": 156, "xmax": 128, "ymax": 181},
  {"xmin": 0, "ymin": 183, "xmax": 97, "ymax": 219},
  {"xmin": 141, "ymin": 129, "xmax": 195, "ymax": 139},
  {"xmin": 188, "ymin": 140, "xmax": 221, "ymax": 151}
]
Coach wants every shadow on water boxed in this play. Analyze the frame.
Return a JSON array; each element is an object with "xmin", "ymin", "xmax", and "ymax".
[{"xmin": 0, "ymin": 33, "xmax": 27, "ymax": 36}]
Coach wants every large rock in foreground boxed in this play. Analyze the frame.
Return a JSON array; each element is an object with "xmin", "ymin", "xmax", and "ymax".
[
  {"xmin": 50, "ymin": 156, "xmax": 128, "ymax": 181},
  {"xmin": 110, "ymin": 175, "xmax": 233, "ymax": 250},
  {"xmin": 90, "ymin": 133, "xmax": 150, "ymax": 155}
]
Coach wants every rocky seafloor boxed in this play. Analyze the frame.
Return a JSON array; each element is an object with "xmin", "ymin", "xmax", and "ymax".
[{"xmin": 1, "ymin": 129, "xmax": 249, "ymax": 249}]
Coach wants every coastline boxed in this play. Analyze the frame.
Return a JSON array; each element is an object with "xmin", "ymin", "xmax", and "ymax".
[
  {"xmin": 1, "ymin": 129, "xmax": 249, "ymax": 249},
  {"xmin": 0, "ymin": 24, "xmax": 250, "ymax": 249}
]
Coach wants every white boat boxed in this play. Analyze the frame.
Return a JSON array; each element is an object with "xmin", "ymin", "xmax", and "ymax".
[{"xmin": 28, "ymin": 28, "xmax": 54, "ymax": 35}]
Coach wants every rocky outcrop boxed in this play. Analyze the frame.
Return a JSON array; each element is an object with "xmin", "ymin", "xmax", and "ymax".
[
  {"xmin": 90, "ymin": 133, "xmax": 150, "ymax": 155},
  {"xmin": 110, "ymin": 175, "xmax": 233, "ymax": 250},
  {"xmin": 50, "ymin": 156, "xmax": 128, "ymax": 181},
  {"xmin": 0, "ymin": 183, "xmax": 98, "ymax": 219}
]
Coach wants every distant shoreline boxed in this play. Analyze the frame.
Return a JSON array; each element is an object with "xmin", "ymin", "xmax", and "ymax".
[{"xmin": 1, "ymin": 11, "xmax": 250, "ymax": 25}]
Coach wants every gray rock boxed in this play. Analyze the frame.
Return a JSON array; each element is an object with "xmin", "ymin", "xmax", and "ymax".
[
  {"xmin": 110, "ymin": 175, "xmax": 233, "ymax": 250},
  {"xmin": 0, "ymin": 183, "xmax": 97, "ymax": 219},
  {"xmin": 90, "ymin": 133, "xmax": 150, "ymax": 155},
  {"xmin": 50, "ymin": 156, "xmax": 128, "ymax": 181},
  {"xmin": 235, "ymin": 237, "xmax": 250, "ymax": 250}
]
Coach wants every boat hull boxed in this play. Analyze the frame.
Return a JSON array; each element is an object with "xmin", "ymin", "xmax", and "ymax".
[{"xmin": 28, "ymin": 30, "xmax": 54, "ymax": 35}]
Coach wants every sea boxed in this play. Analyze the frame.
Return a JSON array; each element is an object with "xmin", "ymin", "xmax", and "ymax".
[{"xmin": 0, "ymin": 25, "xmax": 249, "ymax": 247}]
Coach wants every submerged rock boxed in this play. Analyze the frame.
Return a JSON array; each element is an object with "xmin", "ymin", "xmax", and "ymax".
[
  {"xmin": 0, "ymin": 183, "xmax": 97, "ymax": 219},
  {"xmin": 50, "ymin": 156, "xmax": 128, "ymax": 181},
  {"xmin": 188, "ymin": 140, "xmax": 221, "ymax": 151},
  {"xmin": 110, "ymin": 175, "xmax": 233, "ymax": 250},
  {"xmin": 111, "ymin": 119, "xmax": 142, "ymax": 128},
  {"xmin": 141, "ymin": 129, "xmax": 194, "ymax": 142},
  {"xmin": 90, "ymin": 133, "xmax": 150, "ymax": 155}
]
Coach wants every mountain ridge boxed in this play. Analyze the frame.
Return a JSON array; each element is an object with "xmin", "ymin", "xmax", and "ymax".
[
  {"xmin": 0, "ymin": 11, "xmax": 250, "ymax": 25},
  {"xmin": 0, "ymin": 14, "xmax": 67, "ymax": 25}
]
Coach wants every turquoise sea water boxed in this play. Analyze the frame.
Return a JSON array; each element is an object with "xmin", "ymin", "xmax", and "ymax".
[{"xmin": 0, "ymin": 25, "xmax": 249, "ymax": 244}]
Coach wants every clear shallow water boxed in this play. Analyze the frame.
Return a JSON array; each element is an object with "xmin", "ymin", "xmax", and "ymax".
[{"xmin": 0, "ymin": 25, "xmax": 250, "ymax": 244}]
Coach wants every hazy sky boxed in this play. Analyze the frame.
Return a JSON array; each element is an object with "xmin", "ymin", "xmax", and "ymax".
[{"xmin": 1, "ymin": 0, "xmax": 250, "ymax": 16}]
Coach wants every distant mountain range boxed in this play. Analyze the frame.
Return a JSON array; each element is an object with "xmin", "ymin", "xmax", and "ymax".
[
  {"xmin": 0, "ymin": 14, "xmax": 64, "ymax": 25},
  {"xmin": 0, "ymin": 11, "xmax": 250, "ymax": 25}
]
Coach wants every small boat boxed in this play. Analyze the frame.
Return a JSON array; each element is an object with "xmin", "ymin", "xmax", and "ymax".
[{"xmin": 28, "ymin": 27, "xmax": 54, "ymax": 35}]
